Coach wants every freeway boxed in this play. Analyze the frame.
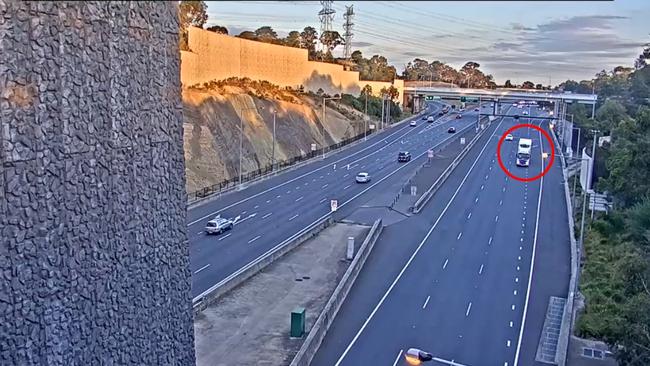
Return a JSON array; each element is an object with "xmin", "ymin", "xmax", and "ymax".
[
  {"xmin": 188, "ymin": 102, "xmax": 485, "ymax": 297},
  {"xmin": 311, "ymin": 105, "xmax": 571, "ymax": 366}
]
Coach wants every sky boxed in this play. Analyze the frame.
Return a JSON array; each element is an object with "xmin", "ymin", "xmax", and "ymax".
[{"xmin": 205, "ymin": 0, "xmax": 649, "ymax": 85}]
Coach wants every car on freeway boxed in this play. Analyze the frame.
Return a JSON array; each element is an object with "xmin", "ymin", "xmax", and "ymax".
[
  {"xmin": 523, "ymin": 110, "xmax": 529, "ymax": 115},
  {"xmin": 438, "ymin": 111, "xmax": 444, "ymax": 116},
  {"xmin": 448, "ymin": 127, "xmax": 456, "ymax": 133},
  {"xmin": 427, "ymin": 116, "xmax": 435, "ymax": 122},
  {"xmin": 409, "ymin": 121, "xmax": 417, "ymax": 127},
  {"xmin": 505, "ymin": 134, "xmax": 514, "ymax": 141},
  {"xmin": 456, "ymin": 114, "xmax": 462, "ymax": 119},
  {"xmin": 397, "ymin": 151, "xmax": 412, "ymax": 162},
  {"xmin": 355, "ymin": 172, "xmax": 371, "ymax": 183},
  {"xmin": 474, "ymin": 108, "xmax": 479, "ymax": 112},
  {"xmin": 422, "ymin": 115, "xmax": 429, "ymax": 120},
  {"xmin": 205, "ymin": 216, "xmax": 234, "ymax": 235}
]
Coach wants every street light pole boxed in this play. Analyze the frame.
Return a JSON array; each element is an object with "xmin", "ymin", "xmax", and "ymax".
[
  {"xmin": 590, "ymin": 129, "xmax": 599, "ymax": 220},
  {"xmin": 321, "ymin": 96, "xmax": 341, "ymax": 159},
  {"xmin": 272, "ymin": 109, "xmax": 277, "ymax": 171}
]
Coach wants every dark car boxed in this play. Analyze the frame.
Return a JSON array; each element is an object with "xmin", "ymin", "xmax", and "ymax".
[
  {"xmin": 448, "ymin": 127, "xmax": 456, "ymax": 133},
  {"xmin": 398, "ymin": 151, "xmax": 412, "ymax": 162},
  {"xmin": 438, "ymin": 111, "xmax": 444, "ymax": 116},
  {"xmin": 456, "ymin": 114, "xmax": 462, "ymax": 119}
]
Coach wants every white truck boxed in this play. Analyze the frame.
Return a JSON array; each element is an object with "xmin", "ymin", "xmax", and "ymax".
[{"xmin": 516, "ymin": 138, "xmax": 532, "ymax": 167}]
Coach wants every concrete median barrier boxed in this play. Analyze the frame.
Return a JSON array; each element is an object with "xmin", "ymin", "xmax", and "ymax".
[
  {"xmin": 192, "ymin": 216, "xmax": 334, "ymax": 314},
  {"xmin": 412, "ymin": 116, "xmax": 496, "ymax": 214},
  {"xmin": 290, "ymin": 219, "xmax": 383, "ymax": 366}
]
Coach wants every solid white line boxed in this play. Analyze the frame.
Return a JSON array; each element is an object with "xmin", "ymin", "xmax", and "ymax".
[
  {"xmin": 479, "ymin": 264, "xmax": 484, "ymax": 274},
  {"xmin": 218, "ymin": 233, "xmax": 231, "ymax": 241},
  {"xmin": 333, "ymin": 117, "xmax": 505, "ymax": 366},
  {"xmin": 392, "ymin": 350, "xmax": 403, "ymax": 366},
  {"xmin": 443, "ymin": 259, "xmax": 449, "ymax": 269},
  {"xmin": 248, "ymin": 235, "xmax": 261, "ymax": 244},
  {"xmin": 194, "ymin": 264, "xmax": 210, "ymax": 274},
  {"xmin": 288, "ymin": 214, "xmax": 299, "ymax": 221},
  {"xmin": 422, "ymin": 295, "xmax": 431, "ymax": 309},
  {"xmin": 514, "ymin": 123, "xmax": 546, "ymax": 366},
  {"xmin": 295, "ymin": 196, "xmax": 303, "ymax": 202},
  {"xmin": 465, "ymin": 302, "xmax": 472, "ymax": 316},
  {"xmin": 262, "ymin": 213, "xmax": 272, "ymax": 219}
]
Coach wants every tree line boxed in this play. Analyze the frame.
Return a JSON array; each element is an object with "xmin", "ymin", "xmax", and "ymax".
[{"xmin": 566, "ymin": 40, "xmax": 650, "ymax": 365}]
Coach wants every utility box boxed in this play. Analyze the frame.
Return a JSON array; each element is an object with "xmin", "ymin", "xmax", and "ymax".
[{"xmin": 290, "ymin": 307, "xmax": 305, "ymax": 338}]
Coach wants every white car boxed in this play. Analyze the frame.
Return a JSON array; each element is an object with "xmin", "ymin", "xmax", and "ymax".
[
  {"xmin": 505, "ymin": 134, "xmax": 514, "ymax": 141},
  {"xmin": 205, "ymin": 216, "xmax": 234, "ymax": 235},
  {"xmin": 355, "ymin": 172, "xmax": 371, "ymax": 183},
  {"xmin": 409, "ymin": 121, "xmax": 417, "ymax": 127},
  {"xmin": 523, "ymin": 110, "xmax": 529, "ymax": 115}
]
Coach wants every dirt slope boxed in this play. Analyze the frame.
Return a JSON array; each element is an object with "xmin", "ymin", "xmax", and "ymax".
[{"xmin": 183, "ymin": 84, "xmax": 367, "ymax": 194}]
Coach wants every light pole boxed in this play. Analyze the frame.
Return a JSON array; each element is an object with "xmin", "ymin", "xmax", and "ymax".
[
  {"xmin": 271, "ymin": 108, "xmax": 277, "ymax": 171},
  {"xmin": 238, "ymin": 106, "xmax": 259, "ymax": 187},
  {"xmin": 589, "ymin": 129, "xmax": 599, "ymax": 220},
  {"xmin": 321, "ymin": 96, "xmax": 341, "ymax": 159}
]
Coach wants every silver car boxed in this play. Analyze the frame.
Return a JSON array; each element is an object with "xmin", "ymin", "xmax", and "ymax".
[
  {"xmin": 355, "ymin": 172, "xmax": 371, "ymax": 183},
  {"xmin": 205, "ymin": 216, "xmax": 234, "ymax": 235}
]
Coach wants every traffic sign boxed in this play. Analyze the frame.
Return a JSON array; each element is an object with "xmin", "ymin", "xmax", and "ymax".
[
  {"xmin": 460, "ymin": 137, "xmax": 466, "ymax": 145},
  {"xmin": 330, "ymin": 199, "xmax": 338, "ymax": 212},
  {"xmin": 427, "ymin": 149, "xmax": 434, "ymax": 158},
  {"xmin": 369, "ymin": 124, "xmax": 376, "ymax": 130}
]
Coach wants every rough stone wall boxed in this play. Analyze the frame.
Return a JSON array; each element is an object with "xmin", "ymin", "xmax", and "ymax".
[
  {"xmin": 0, "ymin": 1, "xmax": 194, "ymax": 365},
  {"xmin": 180, "ymin": 27, "xmax": 405, "ymax": 100}
]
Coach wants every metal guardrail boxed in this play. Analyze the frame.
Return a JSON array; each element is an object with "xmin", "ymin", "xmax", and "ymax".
[{"xmin": 192, "ymin": 215, "xmax": 333, "ymax": 313}]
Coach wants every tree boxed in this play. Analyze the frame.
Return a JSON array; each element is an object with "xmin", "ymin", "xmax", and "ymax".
[
  {"xmin": 237, "ymin": 31, "xmax": 257, "ymax": 40},
  {"xmin": 284, "ymin": 31, "xmax": 302, "ymax": 48},
  {"xmin": 535, "ymin": 83, "xmax": 543, "ymax": 90},
  {"xmin": 179, "ymin": 1, "xmax": 208, "ymax": 29},
  {"xmin": 300, "ymin": 26, "xmax": 318, "ymax": 59},
  {"xmin": 254, "ymin": 26, "xmax": 278, "ymax": 43},
  {"xmin": 504, "ymin": 80, "xmax": 514, "ymax": 88},
  {"xmin": 595, "ymin": 100, "xmax": 628, "ymax": 134},
  {"xmin": 521, "ymin": 81, "xmax": 535, "ymax": 89},
  {"xmin": 206, "ymin": 25, "xmax": 228, "ymax": 35},
  {"xmin": 351, "ymin": 50, "xmax": 363, "ymax": 64},
  {"xmin": 361, "ymin": 84, "xmax": 372, "ymax": 97},
  {"xmin": 320, "ymin": 30, "xmax": 344, "ymax": 55},
  {"xmin": 387, "ymin": 85, "xmax": 399, "ymax": 101},
  {"xmin": 178, "ymin": 1, "xmax": 208, "ymax": 51},
  {"xmin": 635, "ymin": 40, "xmax": 650, "ymax": 70}
]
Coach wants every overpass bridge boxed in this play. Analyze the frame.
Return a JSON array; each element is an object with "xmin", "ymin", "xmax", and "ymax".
[{"xmin": 405, "ymin": 86, "xmax": 598, "ymax": 158}]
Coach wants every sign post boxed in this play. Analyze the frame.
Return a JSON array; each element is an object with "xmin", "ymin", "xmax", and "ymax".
[{"xmin": 330, "ymin": 199, "xmax": 338, "ymax": 212}]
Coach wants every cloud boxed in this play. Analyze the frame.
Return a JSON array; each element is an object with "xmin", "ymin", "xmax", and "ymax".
[
  {"xmin": 352, "ymin": 41, "xmax": 374, "ymax": 48},
  {"xmin": 511, "ymin": 22, "xmax": 535, "ymax": 32},
  {"xmin": 403, "ymin": 51, "xmax": 424, "ymax": 57}
]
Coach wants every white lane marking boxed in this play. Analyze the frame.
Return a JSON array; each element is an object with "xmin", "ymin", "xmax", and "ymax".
[
  {"xmin": 218, "ymin": 233, "xmax": 231, "ymax": 241},
  {"xmin": 422, "ymin": 295, "xmax": 431, "ymax": 309},
  {"xmin": 465, "ymin": 302, "xmax": 472, "ymax": 317},
  {"xmin": 499, "ymin": 199, "xmax": 503, "ymax": 206},
  {"xmin": 520, "ymin": 238, "xmax": 523, "ymax": 242},
  {"xmin": 503, "ymin": 187, "xmax": 506, "ymax": 192},
  {"xmin": 479, "ymin": 264, "xmax": 484, "ymax": 274},
  {"xmin": 276, "ymin": 195, "xmax": 281, "ymax": 198},
  {"xmin": 510, "ymin": 321, "xmax": 514, "ymax": 328},
  {"xmin": 480, "ymin": 184, "xmax": 484, "ymax": 190},
  {"xmin": 344, "ymin": 184, "xmax": 351, "ymax": 190},
  {"xmin": 295, "ymin": 196, "xmax": 303, "ymax": 202},
  {"xmin": 519, "ymin": 246, "xmax": 523, "ymax": 250},
  {"xmin": 288, "ymin": 214, "xmax": 299, "ymax": 221},
  {"xmin": 319, "ymin": 198, "xmax": 328, "ymax": 203},
  {"xmin": 287, "ymin": 190, "xmax": 291, "ymax": 194},
  {"xmin": 443, "ymin": 259, "xmax": 449, "ymax": 269},
  {"xmin": 518, "ymin": 256, "xmax": 521, "ymax": 260},
  {"xmin": 433, "ymin": 358, "xmax": 469, "ymax": 366},
  {"xmin": 475, "ymin": 197, "xmax": 479, "ymax": 203},
  {"xmin": 241, "ymin": 211, "xmax": 247, "ymax": 215},
  {"xmin": 488, "ymin": 236, "xmax": 493, "ymax": 245},
  {"xmin": 485, "ymin": 174, "xmax": 488, "ymax": 179},
  {"xmin": 457, "ymin": 232, "xmax": 463, "ymax": 240},
  {"xmin": 515, "ymin": 277, "xmax": 519, "ymax": 283},
  {"xmin": 514, "ymin": 290, "xmax": 518, "ymax": 295},
  {"xmin": 197, "ymin": 231, "xmax": 203, "ymax": 235},
  {"xmin": 517, "ymin": 266, "xmax": 520, "ymax": 271},
  {"xmin": 262, "ymin": 213, "xmax": 273, "ymax": 219},
  {"xmin": 392, "ymin": 350, "xmax": 403, "ymax": 366},
  {"xmin": 266, "ymin": 199, "xmax": 271, "ymax": 203},
  {"xmin": 247, "ymin": 235, "xmax": 261, "ymax": 244},
  {"xmin": 495, "ymin": 215, "xmax": 499, "ymax": 222},
  {"xmin": 254, "ymin": 205, "xmax": 259, "ymax": 209},
  {"xmin": 507, "ymin": 340, "xmax": 511, "ymax": 347},
  {"xmin": 304, "ymin": 182, "xmax": 308, "ymax": 186},
  {"xmin": 333, "ymin": 116, "xmax": 506, "ymax": 366},
  {"xmin": 343, "ymin": 174, "xmax": 349, "ymax": 178},
  {"xmin": 467, "ymin": 212, "xmax": 472, "ymax": 219},
  {"xmin": 512, "ymin": 304, "xmax": 516, "ymax": 310},
  {"xmin": 322, "ymin": 184, "xmax": 328, "ymax": 188},
  {"xmin": 514, "ymin": 122, "xmax": 546, "ymax": 366},
  {"xmin": 194, "ymin": 264, "xmax": 210, "ymax": 274},
  {"xmin": 320, "ymin": 175, "xmax": 324, "ymax": 179}
]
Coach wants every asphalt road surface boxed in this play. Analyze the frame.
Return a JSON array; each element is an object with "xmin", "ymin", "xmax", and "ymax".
[
  {"xmin": 311, "ymin": 105, "xmax": 571, "ymax": 366},
  {"xmin": 188, "ymin": 103, "xmax": 486, "ymax": 297}
]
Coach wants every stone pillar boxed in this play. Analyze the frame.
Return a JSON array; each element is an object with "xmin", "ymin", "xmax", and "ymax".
[{"xmin": 0, "ymin": 1, "xmax": 194, "ymax": 365}]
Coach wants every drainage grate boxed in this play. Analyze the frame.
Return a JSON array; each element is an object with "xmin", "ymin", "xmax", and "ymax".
[{"xmin": 535, "ymin": 296, "xmax": 566, "ymax": 364}]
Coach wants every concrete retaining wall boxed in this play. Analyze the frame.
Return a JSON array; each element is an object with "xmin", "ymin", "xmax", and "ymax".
[
  {"xmin": 0, "ymin": 2, "xmax": 194, "ymax": 364},
  {"xmin": 549, "ymin": 125, "xmax": 579, "ymax": 366},
  {"xmin": 192, "ymin": 216, "xmax": 334, "ymax": 313},
  {"xmin": 290, "ymin": 219, "xmax": 384, "ymax": 366}
]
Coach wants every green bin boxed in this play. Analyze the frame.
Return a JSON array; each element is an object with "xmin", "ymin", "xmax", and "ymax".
[{"xmin": 290, "ymin": 307, "xmax": 305, "ymax": 338}]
